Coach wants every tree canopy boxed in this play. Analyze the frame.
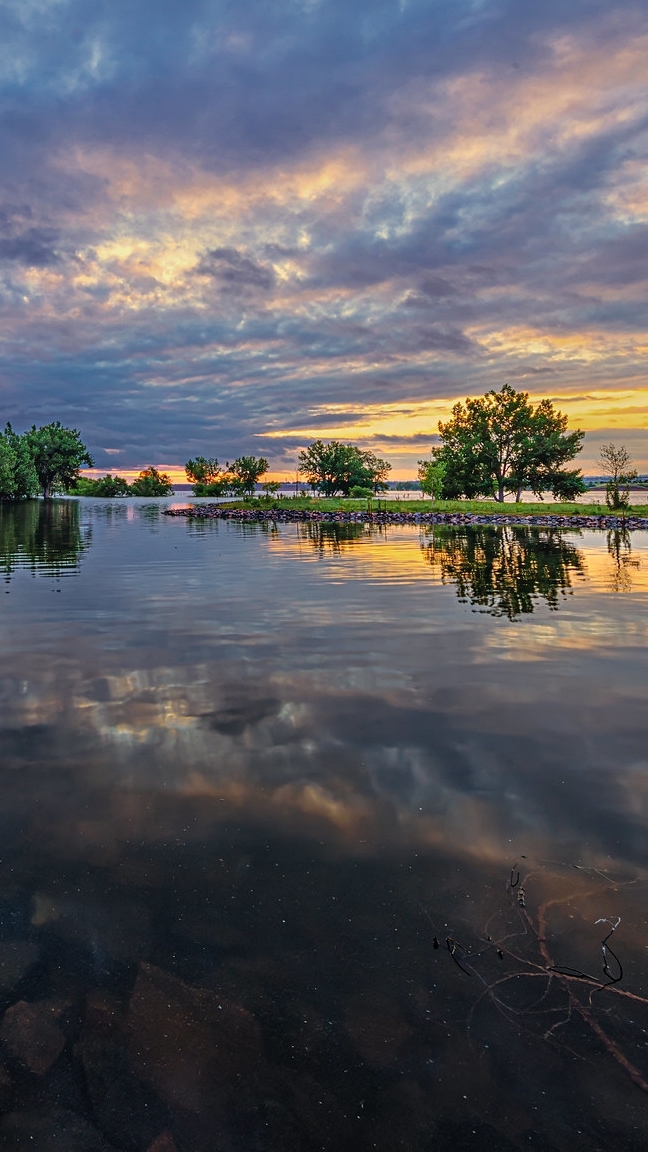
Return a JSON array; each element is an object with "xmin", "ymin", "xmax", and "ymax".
[
  {"xmin": 184, "ymin": 454, "xmax": 268, "ymax": 496},
  {"xmin": 1, "ymin": 422, "xmax": 92, "ymax": 500},
  {"xmin": 24, "ymin": 421, "xmax": 94, "ymax": 499},
  {"xmin": 129, "ymin": 467, "xmax": 174, "ymax": 496},
  {"xmin": 298, "ymin": 440, "xmax": 391, "ymax": 496},
  {"xmin": 427, "ymin": 384, "xmax": 585, "ymax": 502},
  {"xmin": 73, "ymin": 474, "xmax": 131, "ymax": 497},
  {"xmin": 227, "ymin": 456, "xmax": 269, "ymax": 497}
]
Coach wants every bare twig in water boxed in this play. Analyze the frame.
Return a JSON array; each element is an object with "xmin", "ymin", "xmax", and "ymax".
[{"xmin": 432, "ymin": 863, "xmax": 648, "ymax": 1094}]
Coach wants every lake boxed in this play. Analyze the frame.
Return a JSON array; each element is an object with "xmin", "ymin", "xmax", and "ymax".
[{"xmin": 1, "ymin": 498, "xmax": 648, "ymax": 1151}]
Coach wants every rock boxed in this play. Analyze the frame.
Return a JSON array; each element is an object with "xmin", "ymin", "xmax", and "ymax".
[
  {"xmin": 146, "ymin": 1132, "xmax": 178, "ymax": 1152},
  {"xmin": 127, "ymin": 962, "xmax": 265, "ymax": 1113},
  {"xmin": 83, "ymin": 989, "xmax": 126, "ymax": 1033},
  {"xmin": 0, "ymin": 941, "xmax": 40, "ymax": 996},
  {"xmin": 76, "ymin": 1035, "xmax": 169, "ymax": 1151},
  {"xmin": 0, "ymin": 1105, "xmax": 112, "ymax": 1150},
  {"xmin": 0, "ymin": 999, "xmax": 66, "ymax": 1074}
]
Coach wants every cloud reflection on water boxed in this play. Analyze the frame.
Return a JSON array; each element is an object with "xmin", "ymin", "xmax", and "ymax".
[{"xmin": 0, "ymin": 503, "xmax": 646, "ymax": 880}]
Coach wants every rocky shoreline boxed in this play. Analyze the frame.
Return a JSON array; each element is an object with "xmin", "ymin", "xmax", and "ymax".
[{"xmin": 164, "ymin": 505, "xmax": 648, "ymax": 531}]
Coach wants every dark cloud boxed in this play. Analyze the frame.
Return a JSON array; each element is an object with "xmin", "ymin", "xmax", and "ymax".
[
  {"xmin": 0, "ymin": 226, "xmax": 60, "ymax": 266},
  {"xmin": 196, "ymin": 247, "xmax": 275, "ymax": 291}
]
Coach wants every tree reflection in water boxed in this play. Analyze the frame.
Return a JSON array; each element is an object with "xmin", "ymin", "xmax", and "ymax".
[
  {"xmin": 607, "ymin": 527, "xmax": 641, "ymax": 593},
  {"xmin": 0, "ymin": 499, "xmax": 91, "ymax": 583},
  {"xmin": 422, "ymin": 524, "xmax": 587, "ymax": 618},
  {"xmin": 300, "ymin": 521, "xmax": 379, "ymax": 554}
]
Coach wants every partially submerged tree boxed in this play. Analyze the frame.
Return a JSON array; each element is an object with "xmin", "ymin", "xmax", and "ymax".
[
  {"xmin": 185, "ymin": 456, "xmax": 231, "ymax": 496},
  {"xmin": 24, "ymin": 421, "xmax": 94, "ymax": 499},
  {"xmin": 597, "ymin": 443, "xmax": 637, "ymax": 512},
  {"xmin": 227, "ymin": 456, "xmax": 269, "ymax": 498},
  {"xmin": 298, "ymin": 440, "xmax": 391, "ymax": 496},
  {"xmin": 72, "ymin": 474, "xmax": 131, "ymax": 497},
  {"xmin": 427, "ymin": 384, "xmax": 585, "ymax": 502},
  {"xmin": 130, "ymin": 467, "xmax": 174, "ymax": 496},
  {"xmin": 0, "ymin": 424, "xmax": 42, "ymax": 499}
]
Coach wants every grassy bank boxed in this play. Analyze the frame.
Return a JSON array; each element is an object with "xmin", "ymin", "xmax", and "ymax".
[{"xmin": 215, "ymin": 496, "xmax": 647, "ymax": 517}]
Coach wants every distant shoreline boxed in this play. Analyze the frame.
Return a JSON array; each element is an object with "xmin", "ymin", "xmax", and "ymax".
[{"xmin": 164, "ymin": 505, "xmax": 648, "ymax": 531}]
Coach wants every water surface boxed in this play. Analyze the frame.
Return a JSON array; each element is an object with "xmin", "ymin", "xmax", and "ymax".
[{"xmin": 1, "ymin": 499, "xmax": 648, "ymax": 1151}]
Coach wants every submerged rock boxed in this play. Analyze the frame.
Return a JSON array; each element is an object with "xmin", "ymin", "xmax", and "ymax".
[
  {"xmin": 127, "ymin": 962, "xmax": 265, "ymax": 1113},
  {"xmin": 145, "ymin": 1133, "xmax": 178, "ymax": 1152},
  {"xmin": 0, "ymin": 999, "xmax": 67, "ymax": 1074},
  {"xmin": 0, "ymin": 1106, "xmax": 112, "ymax": 1151},
  {"xmin": 0, "ymin": 941, "xmax": 40, "ymax": 997},
  {"xmin": 76, "ymin": 1035, "xmax": 169, "ymax": 1151}
]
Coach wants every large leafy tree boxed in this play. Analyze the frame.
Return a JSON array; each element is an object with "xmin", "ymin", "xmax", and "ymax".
[
  {"xmin": 0, "ymin": 424, "xmax": 39, "ymax": 500},
  {"xmin": 24, "ymin": 421, "xmax": 94, "ymax": 499},
  {"xmin": 130, "ymin": 467, "xmax": 174, "ymax": 496},
  {"xmin": 185, "ymin": 456, "xmax": 232, "ymax": 496},
  {"xmin": 227, "ymin": 456, "xmax": 269, "ymax": 498},
  {"xmin": 298, "ymin": 440, "xmax": 391, "ymax": 496},
  {"xmin": 429, "ymin": 384, "xmax": 584, "ymax": 502}
]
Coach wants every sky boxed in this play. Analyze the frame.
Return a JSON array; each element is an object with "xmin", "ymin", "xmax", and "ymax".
[{"xmin": 0, "ymin": 0, "xmax": 647, "ymax": 480}]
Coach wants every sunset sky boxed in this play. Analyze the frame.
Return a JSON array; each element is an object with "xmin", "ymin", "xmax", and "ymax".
[{"xmin": 1, "ymin": 0, "xmax": 647, "ymax": 479}]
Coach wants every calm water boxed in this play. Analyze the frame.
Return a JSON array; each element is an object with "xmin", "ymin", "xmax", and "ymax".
[{"xmin": 1, "ymin": 499, "xmax": 648, "ymax": 1151}]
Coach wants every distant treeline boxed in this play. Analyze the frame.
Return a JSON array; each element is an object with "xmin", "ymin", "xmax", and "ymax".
[{"xmin": 72, "ymin": 468, "xmax": 174, "ymax": 497}]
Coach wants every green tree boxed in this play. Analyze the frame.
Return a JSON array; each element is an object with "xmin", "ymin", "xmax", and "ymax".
[
  {"xmin": 597, "ymin": 443, "xmax": 637, "ymax": 512},
  {"xmin": 0, "ymin": 424, "xmax": 40, "ymax": 500},
  {"xmin": 298, "ymin": 440, "xmax": 391, "ymax": 496},
  {"xmin": 227, "ymin": 456, "xmax": 269, "ymax": 497},
  {"xmin": 185, "ymin": 456, "xmax": 231, "ymax": 496},
  {"xmin": 130, "ymin": 467, "xmax": 174, "ymax": 496},
  {"xmin": 417, "ymin": 458, "xmax": 446, "ymax": 500},
  {"xmin": 73, "ymin": 473, "xmax": 131, "ymax": 496},
  {"xmin": 261, "ymin": 480, "xmax": 281, "ymax": 498},
  {"xmin": 24, "ymin": 421, "xmax": 94, "ymax": 499},
  {"xmin": 430, "ymin": 384, "xmax": 585, "ymax": 502}
]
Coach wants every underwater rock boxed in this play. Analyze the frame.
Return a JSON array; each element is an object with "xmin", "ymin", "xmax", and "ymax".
[
  {"xmin": 0, "ymin": 1105, "xmax": 112, "ymax": 1151},
  {"xmin": 0, "ymin": 999, "xmax": 66, "ymax": 1074},
  {"xmin": 76, "ymin": 1035, "xmax": 169, "ymax": 1151},
  {"xmin": 127, "ymin": 962, "xmax": 265, "ymax": 1113},
  {"xmin": 0, "ymin": 941, "xmax": 40, "ymax": 997},
  {"xmin": 145, "ymin": 1132, "xmax": 178, "ymax": 1152}
]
